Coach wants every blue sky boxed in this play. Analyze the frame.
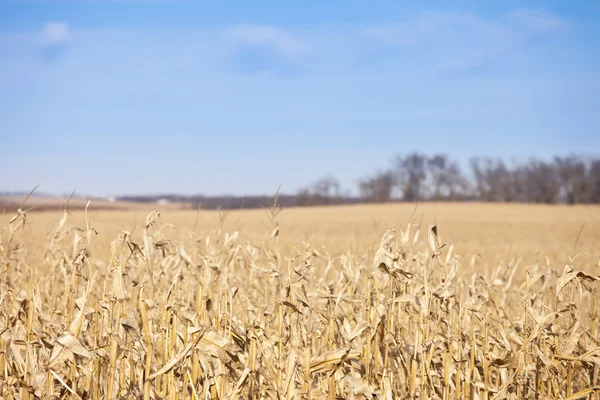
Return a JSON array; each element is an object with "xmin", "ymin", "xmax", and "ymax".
[{"xmin": 1, "ymin": 1, "xmax": 599, "ymax": 196}]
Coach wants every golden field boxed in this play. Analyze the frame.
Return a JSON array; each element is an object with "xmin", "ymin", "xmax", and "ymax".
[{"xmin": 1, "ymin": 202, "xmax": 599, "ymax": 399}]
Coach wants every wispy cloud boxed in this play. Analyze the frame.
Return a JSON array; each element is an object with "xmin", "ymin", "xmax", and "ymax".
[
  {"xmin": 359, "ymin": 9, "xmax": 566, "ymax": 76},
  {"xmin": 40, "ymin": 22, "xmax": 70, "ymax": 63},
  {"xmin": 509, "ymin": 8, "xmax": 566, "ymax": 34},
  {"xmin": 361, "ymin": 12, "xmax": 456, "ymax": 48},
  {"xmin": 41, "ymin": 22, "xmax": 70, "ymax": 46},
  {"xmin": 222, "ymin": 24, "xmax": 305, "ymax": 75},
  {"xmin": 224, "ymin": 24, "xmax": 304, "ymax": 56}
]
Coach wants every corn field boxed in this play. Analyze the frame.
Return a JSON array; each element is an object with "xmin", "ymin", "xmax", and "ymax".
[{"xmin": 1, "ymin": 199, "xmax": 599, "ymax": 399}]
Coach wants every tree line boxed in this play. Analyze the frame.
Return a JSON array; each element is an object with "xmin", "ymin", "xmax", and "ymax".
[
  {"xmin": 110, "ymin": 153, "xmax": 599, "ymax": 209},
  {"xmin": 297, "ymin": 153, "xmax": 600, "ymax": 205},
  {"xmin": 4, "ymin": 153, "xmax": 595, "ymax": 212}
]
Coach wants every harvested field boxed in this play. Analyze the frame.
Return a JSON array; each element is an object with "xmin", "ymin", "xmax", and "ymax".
[
  {"xmin": 0, "ymin": 195, "xmax": 192, "ymax": 213},
  {"xmin": 1, "ymin": 202, "xmax": 599, "ymax": 399}
]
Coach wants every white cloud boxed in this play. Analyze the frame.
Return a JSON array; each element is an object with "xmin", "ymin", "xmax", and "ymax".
[
  {"xmin": 42, "ymin": 22, "xmax": 70, "ymax": 46},
  {"xmin": 223, "ymin": 24, "xmax": 304, "ymax": 56}
]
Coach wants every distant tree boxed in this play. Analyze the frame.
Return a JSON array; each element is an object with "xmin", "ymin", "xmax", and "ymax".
[
  {"xmin": 524, "ymin": 160, "xmax": 560, "ymax": 203},
  {"xmin": 492, "ymin": 161, "xmax": 516, "ymax": 202},
  {"xmin": 427, "ymin": 154, "xmax": 449, "ymax": 200},
  {"xmin": 470, "ymin": 158, "xmax": 494, "ymax": 201},
  {"xmin": 590, "ymin": 159, "xmax": 600, "ymax": 203},
  {"xmin": 312, "ymin": 175, "xmax": 341, "ymax": 204},
  {"xmin": 427, "ymin": 154, "xmax": 470, "ymax": 200},
  {"xmin": 394, "ymin": 153, "xmax": 428, "ymax": 201},
  {"xmin": 470, "ymin": 158, "xmax": 517, "ymax": 202},
  {"xmin": 509, "ymin": 164, "xmax": 529, "ymax": 203},
  {"xmin": 297, "ymin": 175, "xmax": 344, "ymax": 206},
  {"xmin": 470, "ymin": 157, "xmax": 506, "ymax": 201},
  {"xmin": 554, "ymin": 156, "xmax": 589, "ymax": 204},
  {"xmin": 446, "ymin": 162, "xmax": 471, "ymax": 200},
  {"xmin": 294, "ymin": 153, "xmax": 600, "ymax": 207},
  {"xmin": 358, "ymin": 171, "xmax": 394, "ymax": 202},
  {"xmin": 468, "ymin": 156, "xmax": 600, "ymax": 204},
  {"xmin": 297, "ymin": 188, "xmax": 313, "ymax": 206}
]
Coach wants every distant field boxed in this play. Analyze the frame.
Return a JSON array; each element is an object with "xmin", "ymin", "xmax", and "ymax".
[
  {"xmin": 0, "ymin": 195, "xmax": 192, "ymax": 212},
  {"xmin": 1, "ymin": 202, "xmax": 599, "ymax": 398},
  {"xmin": 9, "ymin": 202, "xmax": 600, "ymax": 268}
]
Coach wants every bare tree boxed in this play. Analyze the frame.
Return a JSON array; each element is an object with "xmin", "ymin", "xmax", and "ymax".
[
  {"xmin": 590, "ymin": 160, "xmax": 600, "ymax": 203},
  {"xmin": 312, "ymin": 175, "xmax": 341, "ymax": 204},
  {"xmin": 524, "ymin": 160, "xmax": 560, "ymax": 203},
  {"xmin": 358, "ymin": 171, "xmax": 394, "ymax": 203},
  {"xmin": 427, "ymin": 154, "xmax": 449, "ymax": 200},
  {"xmin": 554, "ymin": 156, "xmax": 589, "ymax": 204},
  {"xmin": 493, "ymin": 161, "xmax": 516, "ymax": 202},
  {"xmin": 470, "ymin": 158, "xmax": 515, "ymax": 202},
  {"xmin": 468, "ymin": 155, "xmax": 598, "ymax": 204},
  {"xmin": 297, "ymin": 175, "xmax": 343, "ymax": 206},
  {"xmin": 394, "ymin": 153, "xmax": 427, "ymax": 201},
  {"xmin": 294, "ymin": 153, "xmax": 600, "ymax": 207},
  {"xmin": 296, "ymin": 188, "xmax": 313, "ymax": 206},
  {"xmin": 470, "ymin": 158, "xmax": 492, "ymax": 201},
  {"xmin": 445, "ymin": 162, "xmax": 471, "ymax": 200},
  {"xmin": 427, "ymin": 154, "xmax": 470, "ymax": 200}
]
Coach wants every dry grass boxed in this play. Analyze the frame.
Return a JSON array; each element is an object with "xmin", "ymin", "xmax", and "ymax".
[{"xmin": 1, "ymin": 200, "xmax": 599, "ymax": 399}]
